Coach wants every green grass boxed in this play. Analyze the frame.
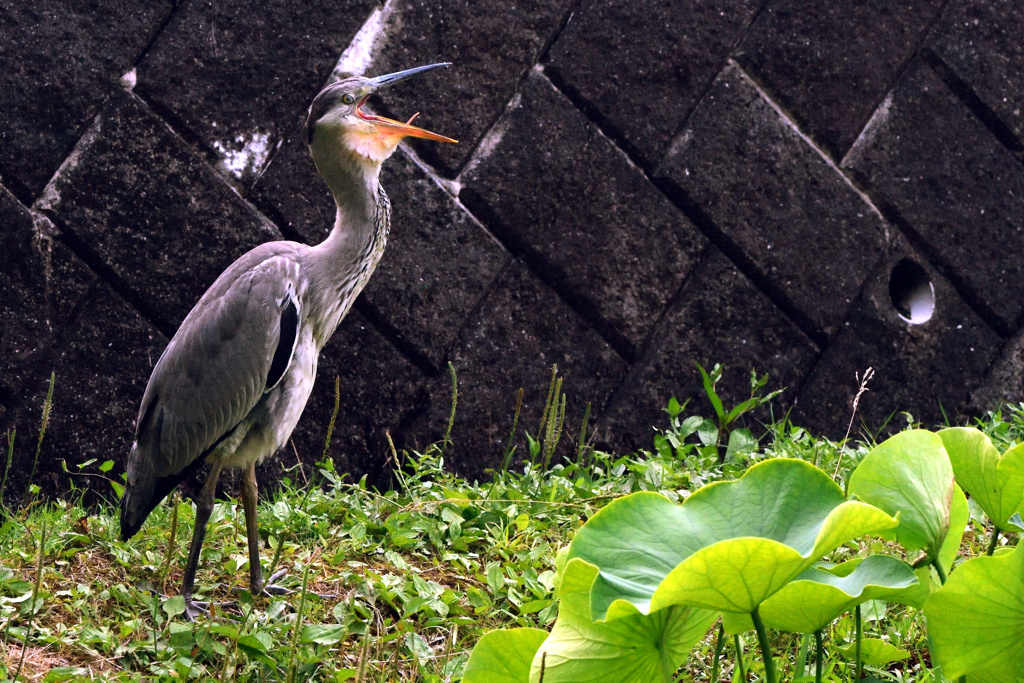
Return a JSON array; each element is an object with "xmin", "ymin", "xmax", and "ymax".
[{"xmin": 3, "ymin": 392, "xmax": 1024, "ymax": 682}]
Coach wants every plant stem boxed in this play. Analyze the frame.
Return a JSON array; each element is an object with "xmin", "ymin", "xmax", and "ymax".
[
  {"xmin": 355, "ymin": 626, "xmax": 370, "ymax": 682},
  {"xmin": 159, "ymin": 493, "xmax": 180, "ymax": 591},
  {"xmin": 288, "ymin": 560, "xmax": 312, "ymax": 683},
  {"xmin": 794, "ymin": 633, "xmax": 810, "ymax": 681},
  {"xmin": 441, "ymin": 362, "xmax": 458, "ymax": 458},
  {"xmin": 498, "ymin": 387, "xmax": 524, "ymax": 475},
  {"xmin": 854, "ymin": 604, "xmax": 863, "ymax": 681},
  {"xmin": 575, "ymin": 401, "xmax": 592, "ymax": 468},
  {"xmin": 709, "ymin": 621, "xmax": 726, "ymax": 683},
  {"xmin": 815, "ymin": 631, "xmax": 823, "ymax": 683},
  {"xmin": 0, "ymin": 429, "xmax": 14, "ymax": 513},
  {"xmin": 931, "ymin": 556, "xmax": 948, "ymax": 585},
  {"xmin": 987, "ymin": 528, "xmax": 1001, "ymax": 556},
  {"xmin": 27, "ymin": 372, "xmax": 56, "ymax": 495},
  {"xmin": 321, "ymin": 375, "xmax": 341, "ymax": 464},
  {"xmin": 734, "ymin": 634, "xmax": 746, "ymax": 681},
  {"xmin": 266, "ymin": 531, "xmax": 288, "ymax": 595},
  {"xmin": 751, "ymin": 607, "xmax": 777, "ymax": 683},
  {"xmin": 15, "ymin": 517, "xmax": 47, "ymax": 682}
]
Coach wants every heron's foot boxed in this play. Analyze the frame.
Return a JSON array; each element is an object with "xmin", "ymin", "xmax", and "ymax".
[
  {"xmin": 259, "ymin": 569, "xmax": 294, "ymax": 596},
  {"xmin": 233, "ymin": 569, "xmax": 295, "ymax": 598},
  {"xmin": 240, "ymin": 569, "xmax": 337, "ymax": 600},
  {"xmin": 183, "ymin": 596, "xmax": 239, "ymax": 622}
]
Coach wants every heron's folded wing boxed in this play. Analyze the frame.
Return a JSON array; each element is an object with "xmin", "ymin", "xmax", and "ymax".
[{"xmin": 135, "ymin": 251, "xmax": 304, "ymax": 478}]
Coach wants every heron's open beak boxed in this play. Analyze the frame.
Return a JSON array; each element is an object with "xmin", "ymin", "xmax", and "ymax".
[{"xmin": 360, "ymin": 63, "xmax": 458, "ymax": 144}]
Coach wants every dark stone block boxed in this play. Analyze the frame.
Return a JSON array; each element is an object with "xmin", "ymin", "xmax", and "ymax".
[
  {"xmin": 407, "ymin": 261, "xmax": 628, "ymax": 480},
  {"xmin": 736, "ymin": 0, "xmax": 944, "ymax": 159},
  {"xmin": 928, "ymin": 0, "xmax": 1024, "ymax": 146},
  {"xmin": 368, "ymin": 0, "xmax": 574, "ymax": 176},
  {"xmin": 659, "ymin": 63, "xmax": 889, "ymax": 341},
  {"xmin": 136, "ymin": 0, "xmax": 375, "ymax": 188},
  {"xmin": 544, "ymin": 0, "xmax": 763, "ymax": 170},
  {"xmin": 0, "ymin": 189, "xmax": 61, "ymax": 408},
  {"xmin": 601, "ymin": 248, "xmax": 819, "ymax": 453},
  {"xmin": 0, "ymin": 185, "xmax": 98, "ymax": 424},
  {"xmin": 969, "ymin": 331, "xmax": 1024, "ymax": 415},
  {"xmin": 360, "ymin": 152, "xmax": 512, "ymax": 370},
  {"xmin": 460, "ymin": 72, "xmax": 707, "ymax": 361},
  {"xmin": 247, "ymin": 130, "xmax": 334, "ymax": 244},
  {"xmin": 793, "ymin": 234, "xmax": 1002, "ymax": 438},
  {"xmin": 842, "ymin": 60, "xmax": 1024, "ymax": 335},
  {"xmin": 266, "ymin": 309, "xmax": 428, "ymax": 490},
  {"xmin": 3, "ymin": 284, "xmax": 166, "ymax": 507},
  {"xmin": 0, "ymin": 0, "xmax": 174, "ymax": 200},
  {"xmin": 37, "ymin": 90, "xmax": 281, "ymax": 334},
  {"xmin": 0, "ymin": 186, "xmax": 165, "ymax": 509}
]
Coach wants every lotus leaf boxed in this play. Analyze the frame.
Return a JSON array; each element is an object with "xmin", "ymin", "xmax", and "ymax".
[
  {"xmin": 528, "ymin": 558, "xmax": 717, "ymax": 683},
  {"xmin": 848, "ymin": 430, "xmax": 954, "ymax": 559},
  {"xmin": 721, "ymin": 555, "xmax": 917, "ymax": 634},
  {"xmin": 938, "ymin": 427, "xmax": 1024, "ymax": 532},
  {"xmin": 568, "ymin": 459, "xmax": 897, "ymax": 619},
  {"xmin": 925, "ymin": 542, "xmax": 1024, "ymax": 681},
  {"xmin": 836, "ymin": 637, "xmax": 909, "ymax": 666},
  {"xmin": 462, "ymin": 628, "xmax": 548, "ymax": 683}
]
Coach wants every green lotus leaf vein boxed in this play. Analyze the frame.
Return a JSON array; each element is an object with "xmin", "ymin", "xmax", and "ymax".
[
  {"xmin": 528, "ymin": 558, "xmax": 717, "ymax": 683},
  {"xmin": 925, "ymin": 542, "xmax": 1024, "ymax": 680},
  {"xmin": 723, "ymin": 555, "xmax": 918, "ymax": 633},
  {"xmin": 568, "ymin": 459, "xmax": 898, "ymax": 620}
]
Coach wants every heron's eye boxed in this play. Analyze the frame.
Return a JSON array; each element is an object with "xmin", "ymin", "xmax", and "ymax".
[{"xmin": 341, "ymin": 93, "xmax": 356, "ymax": 105}]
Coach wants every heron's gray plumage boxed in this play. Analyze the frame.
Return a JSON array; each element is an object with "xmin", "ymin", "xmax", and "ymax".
[
  {"xmin": 120, "ymin": 246, "xmax": 309, "ymax": 533},
  {"xmin": 118, "ymin": 64, "xmax": 455, "ymax": 616}
]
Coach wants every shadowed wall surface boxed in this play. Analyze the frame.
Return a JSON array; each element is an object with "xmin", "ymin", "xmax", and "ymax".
[{"xmin": 2, "ymin": 0, "xmax": 1023, "ymax": 503}]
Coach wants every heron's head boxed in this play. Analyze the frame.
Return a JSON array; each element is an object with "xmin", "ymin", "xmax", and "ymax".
[{"xmin": 306, "ymin": 63, "xmax": 457, "ymax": 165}]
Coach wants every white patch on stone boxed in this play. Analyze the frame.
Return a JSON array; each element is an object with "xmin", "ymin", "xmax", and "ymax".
[
  {"xmin": 36, "ymin": 111, "xmax": 105, "ymax": 211},
  {"xmin": 212, "ymin": 130, "xmax": 273, "ymax": 180},
  {"xmin": 457, "ymin": 92, "xmax": 520, "ymax": 179},
  {"xmin": 120, "ymin": 68, "xmax": 137, "ymax": 90},
  {"xmin": 845, "ymin": 92, "xmax": 893, "ymax": 166},
  {"xmin": 333, "ymin": 0, "xmax": 396, "ymax": 78},
  {"xmin": 31, "ymin": 213, "xmax": 58, "ymax": 304}
]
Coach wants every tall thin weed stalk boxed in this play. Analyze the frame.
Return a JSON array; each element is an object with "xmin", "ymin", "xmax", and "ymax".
[
  {"xmin": 441, "ymin": 362, "xmax": 458, "ymax": 458},
  {"xmin": 575, "ymin": 401, "xmax": 592, "ymax": 468},
  {"xmin": 26, "ymin": 372, "xmax": 56, "ymax": 494},
  {"xmin": 321, "ymin": 375, "xmax": 342, "ymax": 464},
  {"xmin": 14, "ymin": 516, "xmax": 47, "ymax": 681},
  {"xmin": 0, "ymin": 429, "xmax": 14, "ymax": 512},
  {"xmin": 299, "ymin": 375, "xmax": 342, "ymax": 510},
  {"xmin": 287, "ymin": 559, "xmax": 313, "ymax": 683},
  {"xmin": 499, "ymin": 388, "xmax": 524, "ymax": 474},
  {"xmin": 835, "ymin": 367, "xmax": 874, "ymax": 488},
  {"xmin": 159, "ymin": 493, "xmax": 180, "ymax": 591},
  {"xmin": 538, "ymin": 367, "xmax": 566, "ymax": 471}
]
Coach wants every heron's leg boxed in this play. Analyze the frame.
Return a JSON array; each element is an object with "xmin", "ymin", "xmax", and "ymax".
[
  {"xmin": 239, "ymin": 462, "xmax": 293, "ymax": 597},
  {"xmin": 240, "ymin": 461, "xmax": 265, "ymax": 593},
  {"xmin": 182, "ymin": 460, "xmax": 224, "ymax": 619}
]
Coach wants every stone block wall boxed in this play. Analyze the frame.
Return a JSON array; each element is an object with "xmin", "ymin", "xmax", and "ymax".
[{"xmin": 2, "ymin": 0, "xmax": 1023, "ymax": 503}]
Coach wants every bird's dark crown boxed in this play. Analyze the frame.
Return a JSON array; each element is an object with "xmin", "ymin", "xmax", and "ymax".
[{"xmin": 306, "ymin": 74, "xmax": 366, "ymax": 144}]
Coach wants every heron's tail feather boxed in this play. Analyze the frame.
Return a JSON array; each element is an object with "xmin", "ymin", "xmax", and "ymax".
[
  {"xmin": 120, "ymin": 440, "xmax": 157, "ymax": 541},
  {"xmin": 120, "ymin": 418, "xmax": 210, "ymax": 542}
]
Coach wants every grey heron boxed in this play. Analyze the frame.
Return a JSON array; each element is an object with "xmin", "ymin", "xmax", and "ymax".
[{"xmin": 119, "ymin": 63, "xmax": 456, "ymax": 619}]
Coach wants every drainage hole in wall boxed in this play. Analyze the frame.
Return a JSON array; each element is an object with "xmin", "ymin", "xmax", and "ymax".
[{"xmin": 889, "ymin": 259, "xmax": 935, "ymax": 324}]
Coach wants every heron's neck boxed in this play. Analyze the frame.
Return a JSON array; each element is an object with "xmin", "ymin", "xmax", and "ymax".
[{"xmin": 306, "ymin": 137, "xmax": 392, "ymax": 345}]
